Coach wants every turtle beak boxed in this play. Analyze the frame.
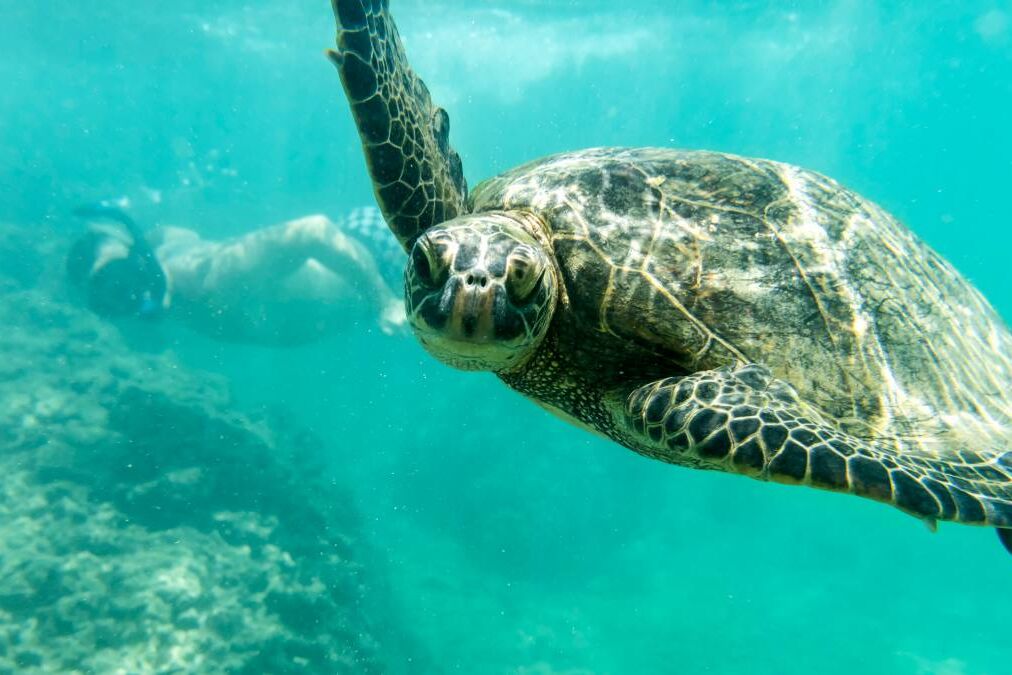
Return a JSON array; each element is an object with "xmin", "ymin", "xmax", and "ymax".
[{"xmin": 446, "ymin": 269, "xmax": 497, "ymax": 342}]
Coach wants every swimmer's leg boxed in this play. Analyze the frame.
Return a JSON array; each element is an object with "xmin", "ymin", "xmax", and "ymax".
[{"xmin": 214, "ymin": 215, "xmax": 406, "ymax": 333}]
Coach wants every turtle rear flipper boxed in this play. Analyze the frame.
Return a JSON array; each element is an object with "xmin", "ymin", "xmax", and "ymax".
[
  {"xmin": 623, "ymin": 365, "xmax": 1012, "ymax": 554},
  {"xmin": 329, "ymin": 0, "xmax": 468, "ymax": 251}
]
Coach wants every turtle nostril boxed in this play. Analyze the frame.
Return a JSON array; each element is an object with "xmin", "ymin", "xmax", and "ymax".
[{"xmin": 465, "ymin": 272, "xmax": 489, "ymax": 288}]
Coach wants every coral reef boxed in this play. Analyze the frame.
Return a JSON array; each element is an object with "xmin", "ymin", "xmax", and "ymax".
[{"xmin": 0, "ymin": 235, "xmax": 403, "ymax": 673}]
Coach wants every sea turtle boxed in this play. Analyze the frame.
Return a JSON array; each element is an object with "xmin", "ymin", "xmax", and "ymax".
[{"xmin": 327, "ymin": 0, "xmax": 1012, "ymax": 554}]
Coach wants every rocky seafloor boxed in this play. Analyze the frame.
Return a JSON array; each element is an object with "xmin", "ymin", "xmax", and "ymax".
[{"xmin": 0, "ymin": 224, "xmax": 415, "ymax": 673}]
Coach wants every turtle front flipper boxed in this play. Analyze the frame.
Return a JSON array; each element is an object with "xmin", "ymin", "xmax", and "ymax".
[
  {"xmin": 622, "ymin": 365, "xmax": 1012, "ymax": 551},
  {"xmin": 328, "ymin": 0, "xmax": 468, "ymax": 251}
]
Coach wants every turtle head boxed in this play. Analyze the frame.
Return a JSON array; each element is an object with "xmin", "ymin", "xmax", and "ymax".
[{"xmin": 405, "ymin": 211, "xmax": 558, "ymax": 373}]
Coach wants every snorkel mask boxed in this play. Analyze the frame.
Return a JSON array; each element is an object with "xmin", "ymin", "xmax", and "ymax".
[{"xmin": 67, "ymin": 205, "xmax": 169, "ymax": 320}]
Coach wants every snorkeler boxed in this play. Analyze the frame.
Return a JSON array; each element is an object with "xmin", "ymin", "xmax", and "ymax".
[{"xmin": 67, "ymin": 203, "xmax": 406, "ymax": 346}]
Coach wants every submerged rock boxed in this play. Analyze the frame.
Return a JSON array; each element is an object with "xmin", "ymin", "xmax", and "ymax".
[{"xmin": 0, "ymin": 282, "xmax": 402, "ymax": 673}]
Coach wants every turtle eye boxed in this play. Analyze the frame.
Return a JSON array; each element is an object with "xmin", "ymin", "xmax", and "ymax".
[
  {"xmin": 411, "ymin": 235, "xmax": 451, "ymax": 288},
  {"xmin": 505, "ymin": 247, "xmax": 545, "ymax": 304}
]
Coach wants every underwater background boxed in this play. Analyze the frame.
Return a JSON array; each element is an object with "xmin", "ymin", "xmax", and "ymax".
[{"xmin": 2, "ymin": 1, "xmax": 1011, "ymax": 672}]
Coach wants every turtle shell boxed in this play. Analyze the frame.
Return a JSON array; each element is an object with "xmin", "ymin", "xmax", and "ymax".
[{"xmin": 470, "ymin": 147, "xmax": 1012, "ymax": 451}]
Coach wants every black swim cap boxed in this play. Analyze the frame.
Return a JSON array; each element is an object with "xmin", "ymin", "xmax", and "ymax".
[{"xmin": 66, "ymin": 222, "xmax": 168, "ymax": 320}]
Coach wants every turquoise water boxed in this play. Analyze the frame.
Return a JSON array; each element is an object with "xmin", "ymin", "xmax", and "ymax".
[{"xmin": 2, "ymin": 1, "xmax": 1011, "ymax": 672}]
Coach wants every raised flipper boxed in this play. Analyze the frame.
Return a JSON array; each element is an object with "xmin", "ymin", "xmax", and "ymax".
[
  {"xmin": 623, "ymin": 365, "xmax": 1012, "ymax": 553},
  {"xmin": 328, "ymin": 0, "xmax": 468, "ymax": 251}
]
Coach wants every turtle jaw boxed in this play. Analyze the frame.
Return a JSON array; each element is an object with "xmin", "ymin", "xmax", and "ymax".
[
  {"xmin": 414, "ymin": 330, "xmax": 534, "ymax": 372},
  {"xmin": 408, "ymin": 277, "xmax": 548, "ymax": 373}
]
